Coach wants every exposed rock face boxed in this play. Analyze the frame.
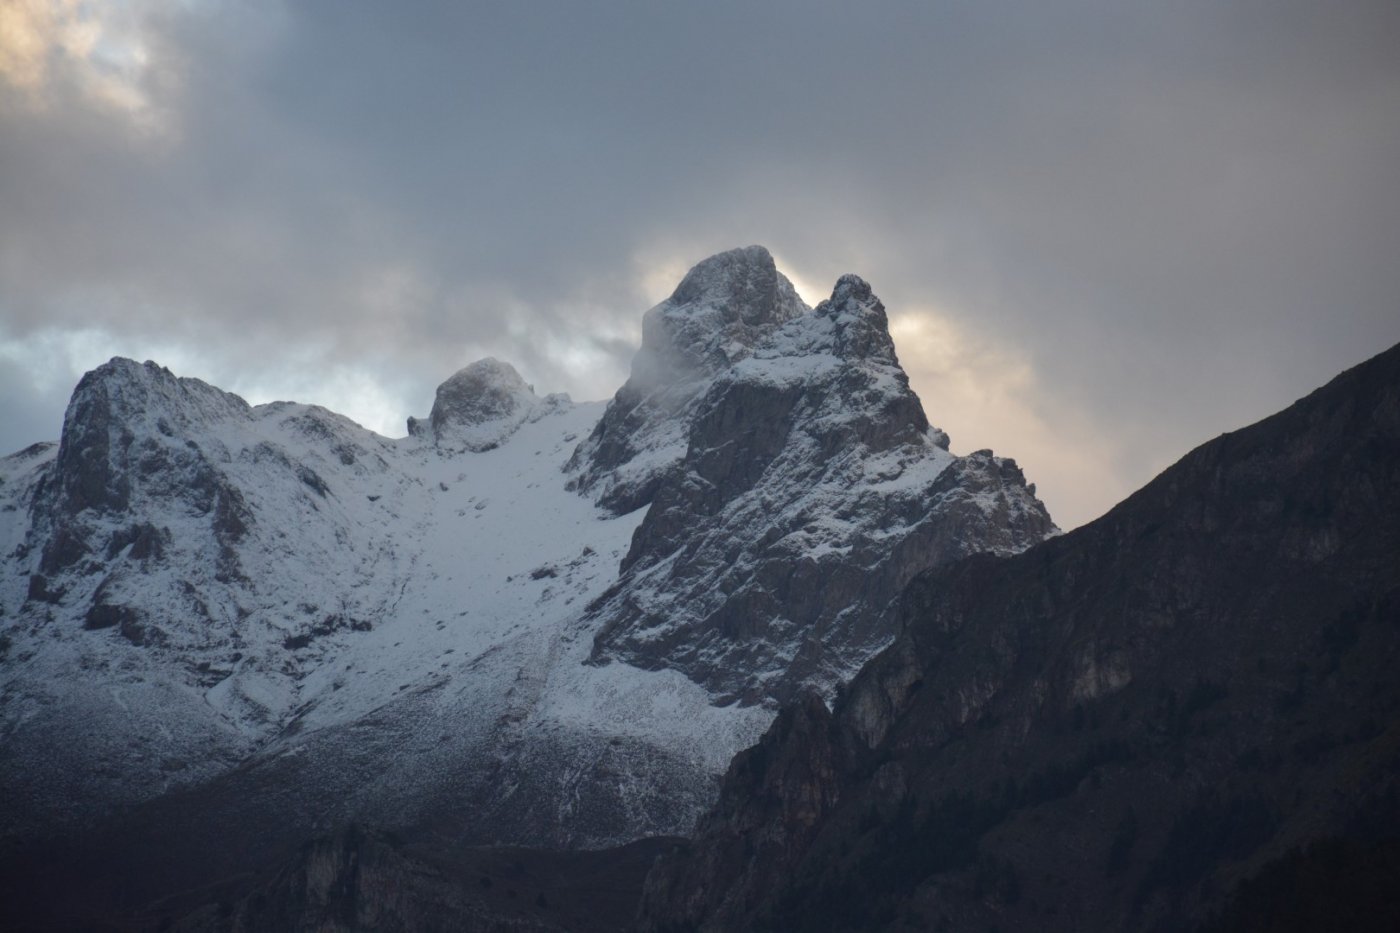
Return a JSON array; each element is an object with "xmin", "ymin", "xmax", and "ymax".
[
  {"xmin": 639, "ymin": 342, "xmax": 1400, "ymax": 932},
  {"xmin": 1, "ymin": 359, "xmax": 409, "ymax": 842},
  {"xmin": 639, "ymin": 692, "xmax": 847, "ymax": 927},
  {"xmin": 31, "ymin": 359, "xmax": 254, "ymax": 579},
  {"xmin": 583, "ymin": 271, "xmax": 1055, "ymax": 705},
  {"xmin": 410, "ymin": 357, "xmax": 562, "ymax": 453},
  {"xmin": 567, "ymin": 245, "xmax": 808, "ymax": 514},
  {"xmin": 0, "ymin": 246, "xmax": 1058, "ymax": 924}
]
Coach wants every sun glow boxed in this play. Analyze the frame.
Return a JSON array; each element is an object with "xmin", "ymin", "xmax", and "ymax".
[
  {"xmin": 888, "ymin": 307, "xmax": 1131, "ymax": 530},
  {"xmin": 0, "ymin": 0, "xmax": 166, "ymax": 129}
]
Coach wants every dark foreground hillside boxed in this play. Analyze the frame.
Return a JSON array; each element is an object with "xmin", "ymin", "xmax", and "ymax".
[
  {"xmin": 639, "ymin": 341, "xmax": 1400, "ymax": 932},
  {"xmin": 5, "ymin": 825, "xmax": 671, "ymax": 932}
]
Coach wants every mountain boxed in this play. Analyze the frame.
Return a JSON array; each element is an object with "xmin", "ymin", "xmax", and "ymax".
[
  {"xmin": 576, "ymin": 251, "xmax": 1053, "ymax": 705},
  {"xmin": 0, "ymin": 247, "xmax": 1052, "ymax": 926},
  {"xmin": 637, "ymin": 341, "xmax": 1400, "ymax": 932}
]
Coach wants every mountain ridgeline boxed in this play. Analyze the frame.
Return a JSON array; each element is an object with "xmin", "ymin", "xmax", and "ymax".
[
  {"xmin": 638, "ymin": 341, "xmax": 1400, "ymax": 932},
  {"xmin": 0, "ymin": 247, "xmax": 1054, "ymax": 929},
  {"xmin": 4, "ymin": 245, "xmax": 1392, "ymax": 931},
  {"xmin": 577, "ymin": 253, "xmax": 1053, "ymax": 705}
]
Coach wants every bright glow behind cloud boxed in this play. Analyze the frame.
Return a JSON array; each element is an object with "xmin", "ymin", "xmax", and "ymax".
[
  {"xmin": 888, "ymin": 309, "xmax": 1133, "ymax": 529},
  {"xmin": 0, "ymin": 0, "xmax": 166, "ymax": 128},
  {"xmin": 1, "ymin": 2, "xmax": 1395, "ymax": 533}
]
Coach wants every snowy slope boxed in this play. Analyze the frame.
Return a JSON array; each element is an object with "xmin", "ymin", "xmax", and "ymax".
[
  {"xmin": 0, "ymin": 359, "xmax": 767, "ymax": 846},
  {"xmin": 0, "ymin": 247, "xmax": 1054, "ymax": 850}
]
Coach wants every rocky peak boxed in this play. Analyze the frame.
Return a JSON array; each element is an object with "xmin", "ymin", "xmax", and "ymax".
[
  {"xmin": 409, "ymin": 357, "xmax": 544, "ymax": 452},
  {"xmin": 666, "ymin": 244, "xmax": 805, "ymax": 327},
  {"xmin": 584, "ymin": 268, "xmax": 1054, "ymax": 705},
  {"xmin": 47, "ymin": 358, "xmax": 251, "ymax": 517},
  {"xmin": 809, "ymin": 273, "xmax": 898, "ymax": 363},
  {"xmin": 638, "ymin": 341, "xmax": 1400, "ymax": 933},
  {"xmin": 566, "ymin": 246, "xmax": 809, "ymax": 514},
  {"xmin": 635, "ymin": 245, "xmax": 808, "ymax": 384},
  {"xmin": 732, "ymin": 272, "xmax": 901, "ymax": 375},
  {"xmin": 828, "ymin": 272, "xmax": 872, "ymax": 302}
]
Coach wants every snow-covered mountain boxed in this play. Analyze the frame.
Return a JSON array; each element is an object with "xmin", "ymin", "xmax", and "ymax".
[
  {"xmin": 0, "ymin": 246, "xmax": 1053, "ymax": 854},
  {"xmin": 579, "ymin": 260, "xmax": 1053, "ymax": 705}
]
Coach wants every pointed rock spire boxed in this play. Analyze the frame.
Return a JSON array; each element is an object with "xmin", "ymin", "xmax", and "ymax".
[
  {"xmin": 568, "ymin": 246, "xmax": 810, "ymax": 513},
  {"xmin": 633, "ymin": 245, "xmax": 809, "ymax": 390}
]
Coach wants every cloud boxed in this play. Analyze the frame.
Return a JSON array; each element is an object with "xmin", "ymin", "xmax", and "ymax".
[
  {"xmin": 0, "ymin": 0, "xmax": 170, "ymax": 128},
  {"xmin": 887, "ymin": 308, "xmax": 1133, "ymax": 529},
  {"xmin": 1, "ymin": 1, "xmax": 1397, "ymax": 528}
]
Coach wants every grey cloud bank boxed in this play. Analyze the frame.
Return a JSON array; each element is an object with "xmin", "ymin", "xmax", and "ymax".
[{"xmin": 1, "ymin": 1, "xmax": 1397, "ymax": 528}]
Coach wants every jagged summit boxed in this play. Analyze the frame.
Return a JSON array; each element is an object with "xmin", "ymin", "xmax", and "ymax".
[
  {"xmin": 42, "ymin": 358, "xmax": 252, "ymax": 521},
  {"xmin": 746, "ymin": 272, "xmax": 906, "ymax": 375},
  {"xmin": 814, "ymin": 274, "xmax": 898, "ymax": 362},
  {"xmin": 66, "ymin": 357, "xmax": 253, "ymax": 433},
  {"xmin": 830, "ymin": 272, "xmax": 872, "ymax": 299},
  {"xmin": 0, "ymin": 246, "xmax": 1056, "ymax": 901},
  {"xmin": 408, "ymin": 357, "xmax": 569, "ymax": 452},
  {"xmin": 639, "ymin": 341, "xmax": 1400, "ymax": 933},
  {"xmin": 567, "ymin": 247, "xmax": 907, "ymax": 515},
  {"xmin": 577, "ymin": 253, "xmax": 1053, "ymax": 704},
  {"xmin": 664, "ymin": 245, "xmax": 805, "ymax": 329},
  {"xmin": 632, "ymin": 245, "xmax": 808, "ymax": 401}
]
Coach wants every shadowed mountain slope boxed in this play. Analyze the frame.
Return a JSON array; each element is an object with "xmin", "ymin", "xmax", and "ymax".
[{"xmin": 639, "ymin": 341, "xmax": 1400, "ymax": 932}]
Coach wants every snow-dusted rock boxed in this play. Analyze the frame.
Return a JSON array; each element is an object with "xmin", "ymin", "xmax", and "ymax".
[
  {"xmin": 584, "ymin": 272, "xmax": 1055, "ymax": 705},
  {"xmin": 0, "ymin": 354, "xmax": 759, "ymax": 850},
  {"xmin": 409, "ymin": 357, "xmax": 545, "ymax": 453},
  {"xmin": 567, "ymin": 245, "xmax": 808, "ymax": 514},
  {"xmin": 0, "ymin": 246, "xmax": 1056, "ymax": 857}
]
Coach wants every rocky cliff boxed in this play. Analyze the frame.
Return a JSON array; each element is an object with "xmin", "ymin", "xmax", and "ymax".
[
  {"xmin": 0, "ymin": 247, "xmax": 1055, "ymax": 928},
  {"xmin": 639, "ymin": 341, "xmax": 1400, "ymax": 932},
  {"xmin": 575, "ymin": 249, "xmax": 1053, "ymax": 704},
  {"xmin": 567, "ymin": 245, "xmax": 809, "ymax": 515}
]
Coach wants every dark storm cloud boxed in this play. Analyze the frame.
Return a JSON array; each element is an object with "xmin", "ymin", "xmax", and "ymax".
[{"xmin": 1, "ymin": 0, "xmax": 1397, "ymax": 526}]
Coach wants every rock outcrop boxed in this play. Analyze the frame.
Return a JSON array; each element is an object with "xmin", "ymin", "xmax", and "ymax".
[
  {"xmin": 567, "ymin": 245, "xmax": 809, "ymax": 514},
  {"xmin": 582, "ymin": 269, "xmax": 1054, "ymax": 705},
  {"xmin": 1, "ymin": 358, "xmax": 408, "ymax": 843},
  {"xmin": 0, "ymin": 246, "xmax": 1058, "ymax": 927},
  {"xmin": 639, "ymin": 341, "xmax": 1400, "ymax": 932},
  {"xmin": 409, "ymin": 358, "xmax": 566, "ymax": 453}
]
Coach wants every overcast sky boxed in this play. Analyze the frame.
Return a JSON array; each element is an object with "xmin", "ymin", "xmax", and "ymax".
[{"xmin": 2, "ymin": 1, "xmax": 1397, "ymax": 528}]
